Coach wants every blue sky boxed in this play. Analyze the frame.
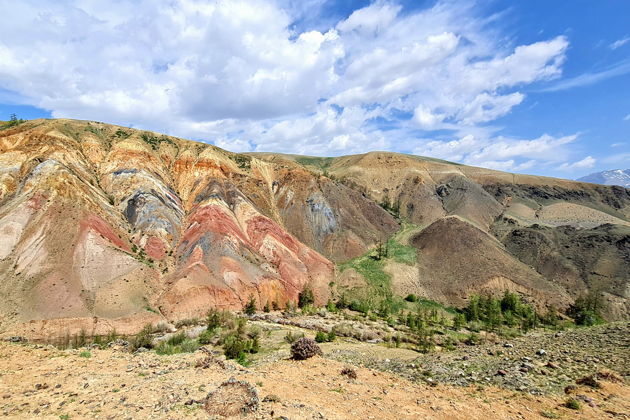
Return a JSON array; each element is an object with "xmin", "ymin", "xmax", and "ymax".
[{"xmin": 0, "ymin": 0, "xmax": 628, "ymax": 179}]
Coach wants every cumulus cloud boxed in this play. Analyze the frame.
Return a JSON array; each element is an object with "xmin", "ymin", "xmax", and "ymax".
[
  {"xmin": 413, "ymin": 133, "xmax": 579, "ymax": 172},
  {"xmin": 0, "ymin": 0, "xmax": 576, "ymax": 173},
  {"xmin": 559, "ymin": 156, "xmax": 596, "ymax": 171}
]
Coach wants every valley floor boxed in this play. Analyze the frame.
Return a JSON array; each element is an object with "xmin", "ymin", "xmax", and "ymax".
[{"xmin": 0, "ymin": 322, "xmax": 629, "ymax": 419}]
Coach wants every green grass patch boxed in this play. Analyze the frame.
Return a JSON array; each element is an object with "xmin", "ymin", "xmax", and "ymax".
[
  {"xmin": 78, "ymin": 351, "xmax": 91, "ymax": 358},
  {"xmin": 339, "ymin": 254, "xmax": 391, "ymax": 291},
  {"xmin": 154, "ymin": 338, "xmax": 199, "ymax": 355},
  {"xmin": 386, "ymin": 237, "xmax": 417, "ymax": 265},
  {"xmin": 295, "ymin": 156, "xmax": 334, "ymax": 171},
  {"xmin": 414, "ymin": 298, "xmax": 457, "ymax": 315}
]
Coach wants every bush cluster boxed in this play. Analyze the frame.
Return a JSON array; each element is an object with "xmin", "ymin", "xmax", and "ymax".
[
  {"xmin": 463, "ymin": 291, "xmax": 553, "ymax": 332},
  {"xmin": 290, "ymin": 337, "xmax": 322, "ymax": 360},
  {"xmin": 314, "ymin": 330, "xmax": 336, "ymax": 343}
]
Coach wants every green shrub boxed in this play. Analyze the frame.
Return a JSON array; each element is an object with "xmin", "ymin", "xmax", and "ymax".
[
  {"xmin": 326, "ymin": 299, "xmax": 337, "ymax": 312},
  {"xmin": 405, "ymin": 294, "xmax": 418, "ymax": 302},
  {"xmin": 315, "ymin": 331, "xmax": 327, "ymax": 343},
  {"xmin": 79, "ymin": 351, "xmax": 91, "ymax": 358},
  {"xmin": 244, "ymin": 295, "xmax": 257, "ymax": 315},
  {"xmin": 222, "ymin": 333, "xmax": 247, "ymax": 359},
  {"xmin": 180, "ymin": 339, "xmax": 200, "ymax": 353},
  {"xmin": 564, "ymin": 398, "xmax": 581, "ymax": 410},
  {"xmin": 166, "ymin": 332, "xmax": 187, "ymax": 346},
  {"xmin": 154, "ymin": 342, "xmax": 176, "ymax": 355},
  {"xmin": 129, "ymin": 324, "xmax": 154, "ymax": 352},
  {"xmin": 155, "ymin": 338, "xmax": 199, "ymax": 355},
  {"xmin": 452, "ymin": 313, "xmax": 466, "ymax": 330},
  {"xmin": 206, "ymin": 309, "xmax": 231, "ymax": 331},
  {"xmin": 567, "ymin": 291, "xmax": 605, "ymax": 326},
  {"xmin": 72, "ymin": 329, "xmax": 88, "ymax": 349},
  {"xmin": 327, "ymin": 330, "xmax": 336, "ymax": 342},
  {"xmin": 464, "ymin": 332, "xmax": 482, "ymax": 346},
  {"xmin": 198, "ymin": 330, "xmax": 215, "ymax": 345},
  {"xmin": 298, "ymin": 287, "xmax": 315, "ymax": 308}
]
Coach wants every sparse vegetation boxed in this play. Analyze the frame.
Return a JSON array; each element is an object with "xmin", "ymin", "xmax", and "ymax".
[
  {"xmin": 129, "ymin": 324, "xmax": 155, "ymax": 352},
  {"xmin": 230, "ymin": 154, "xmax": 252, "ymax": 170},
  {"xmin": 1, "ymin": 113, "xmax": 25, "ymax": 130},
  {"xmin": 155, "ymin": 332, "xmax": 199, "ymax": 355},
  {"xmin": 244, "ymin": 295, "xmax": 257, "ymax": 315},
  {"xmin": 564, "ymin": 398, "xmax": 581, "ymax": 410},
  {"xmin": 218, "ymin": 317, "xmax": 259, "ymax": 365},
  {"xmin": 140, "ymin": 132, "xmax": 176, "ymax": 151},
  {"xmin": 298, "ymin": 287, "xmax": 315, "ymax": 308},
  {"xmin": 568, "ymin": 291, "xmax": 605, "ymax": 326},
  {"xmin": 462, "ymin": 291, "xmax": 554, "ymax": 333}
]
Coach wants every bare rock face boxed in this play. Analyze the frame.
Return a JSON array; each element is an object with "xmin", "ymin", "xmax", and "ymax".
[
  {"xmin": 204, "ymin": 377, "xmax": 259, "ymax": 417},
  {"xmin": 0, "ymin": 120, "xmax": 398, "ymax": 336}
]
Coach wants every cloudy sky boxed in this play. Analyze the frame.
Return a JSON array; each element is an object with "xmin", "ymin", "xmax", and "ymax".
[{"xmin": 0, "ymin": 0, "xmax": 628, "ymax": 178}]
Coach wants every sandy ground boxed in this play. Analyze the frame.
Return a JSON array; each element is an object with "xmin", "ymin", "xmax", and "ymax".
[{"xmin": 0, "ymin": 342, "xmax": 628, "ymax": 420}]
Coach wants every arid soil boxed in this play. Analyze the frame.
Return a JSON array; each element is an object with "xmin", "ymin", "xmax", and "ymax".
[{"xmin": 1, "ymin": 322, "xmax": 628, "ymax": 419}]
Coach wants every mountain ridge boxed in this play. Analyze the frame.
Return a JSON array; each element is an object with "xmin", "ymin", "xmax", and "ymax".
[
  {"xmin": 0, "ymin": 118, "xmax": 628, "ymax": 338},
  {"xmin": 578, "ymin": 169, "xmax": 630, "ymax": 188}
]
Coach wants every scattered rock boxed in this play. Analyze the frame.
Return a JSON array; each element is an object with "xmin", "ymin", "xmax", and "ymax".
[
  {"xmin": 576, "ymin": 375, "xmax": 601, "ymax": 389},
  {"xmin": 262, "ymin": 394, "xmax": 281, "ymax": 403},
  {"xmin": 341, "ymin": 367, "xmax": 357, "ymax": 380},
  {"xmin": 564, "ymin": 384, "xmax": 578, "ymax": 394}
]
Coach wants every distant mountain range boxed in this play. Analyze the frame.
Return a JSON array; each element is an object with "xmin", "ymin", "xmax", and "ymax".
[{"xmin": 578, "ymin": 169, "xmax": 630, "ymax": 188}]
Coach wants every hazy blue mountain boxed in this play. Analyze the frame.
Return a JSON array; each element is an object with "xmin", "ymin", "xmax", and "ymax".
[{"xmin": 578, "ymin": 169, "xmax": 630, "ymax": 188}]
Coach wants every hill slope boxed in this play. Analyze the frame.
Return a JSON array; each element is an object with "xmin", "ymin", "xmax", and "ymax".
[{"xmin": 0, "ymin": 119, "xmax": 629, "ymax": 336}]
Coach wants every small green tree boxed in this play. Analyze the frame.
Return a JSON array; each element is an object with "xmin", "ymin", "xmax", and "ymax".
[
  {"xmin": 485, "ymin": 298, "xmax": 502, "ymax": 331},
  {"xmin": 465, "ymin": 295, "xmax": 481, "ymax": 321},
  {"xmin": 453, "ymin": 313, "xmax": 466, "ymax": 331},
  {"xmin": 244, "ymin": 295, "xmax": 257, "ymax": 315},
  {"xmin": 298, "ymin": 287, "xmax": 315, "ymax": 308},
  {"xmin": 500, "ymin": 291, "xmax": 521, "ymax": 314},
  {"xmin": 568, "ymin": 291, "xmax": 604, "ymax": 326}
]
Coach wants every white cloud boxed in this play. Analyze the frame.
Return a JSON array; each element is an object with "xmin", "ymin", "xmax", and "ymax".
[
  {"xmin": 610, "ymin": 37, "xmax": 630, "ymax": 50},
  {"xmin": 0, "ymin": 0, "xmax": 572, "ymax": 169},
  {"xmin": 559, "ymin": 156, "xmax": 596, "ymax": 171},
  {"xmin": 541, "ymin": 59, "xmax": 630, "ymax": 92},
  {"xmin": 624, "ymin": 114, "xmax": 630, "ymax": 121},
  {"xmin": 413, "ymin": 133, "xmax": 579, "ymax": 172}
]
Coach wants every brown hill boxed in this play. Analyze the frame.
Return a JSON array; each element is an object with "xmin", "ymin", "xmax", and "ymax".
[{"xmin": 0, "ymin": 119, "xmax": 628, "ymax": 336}]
